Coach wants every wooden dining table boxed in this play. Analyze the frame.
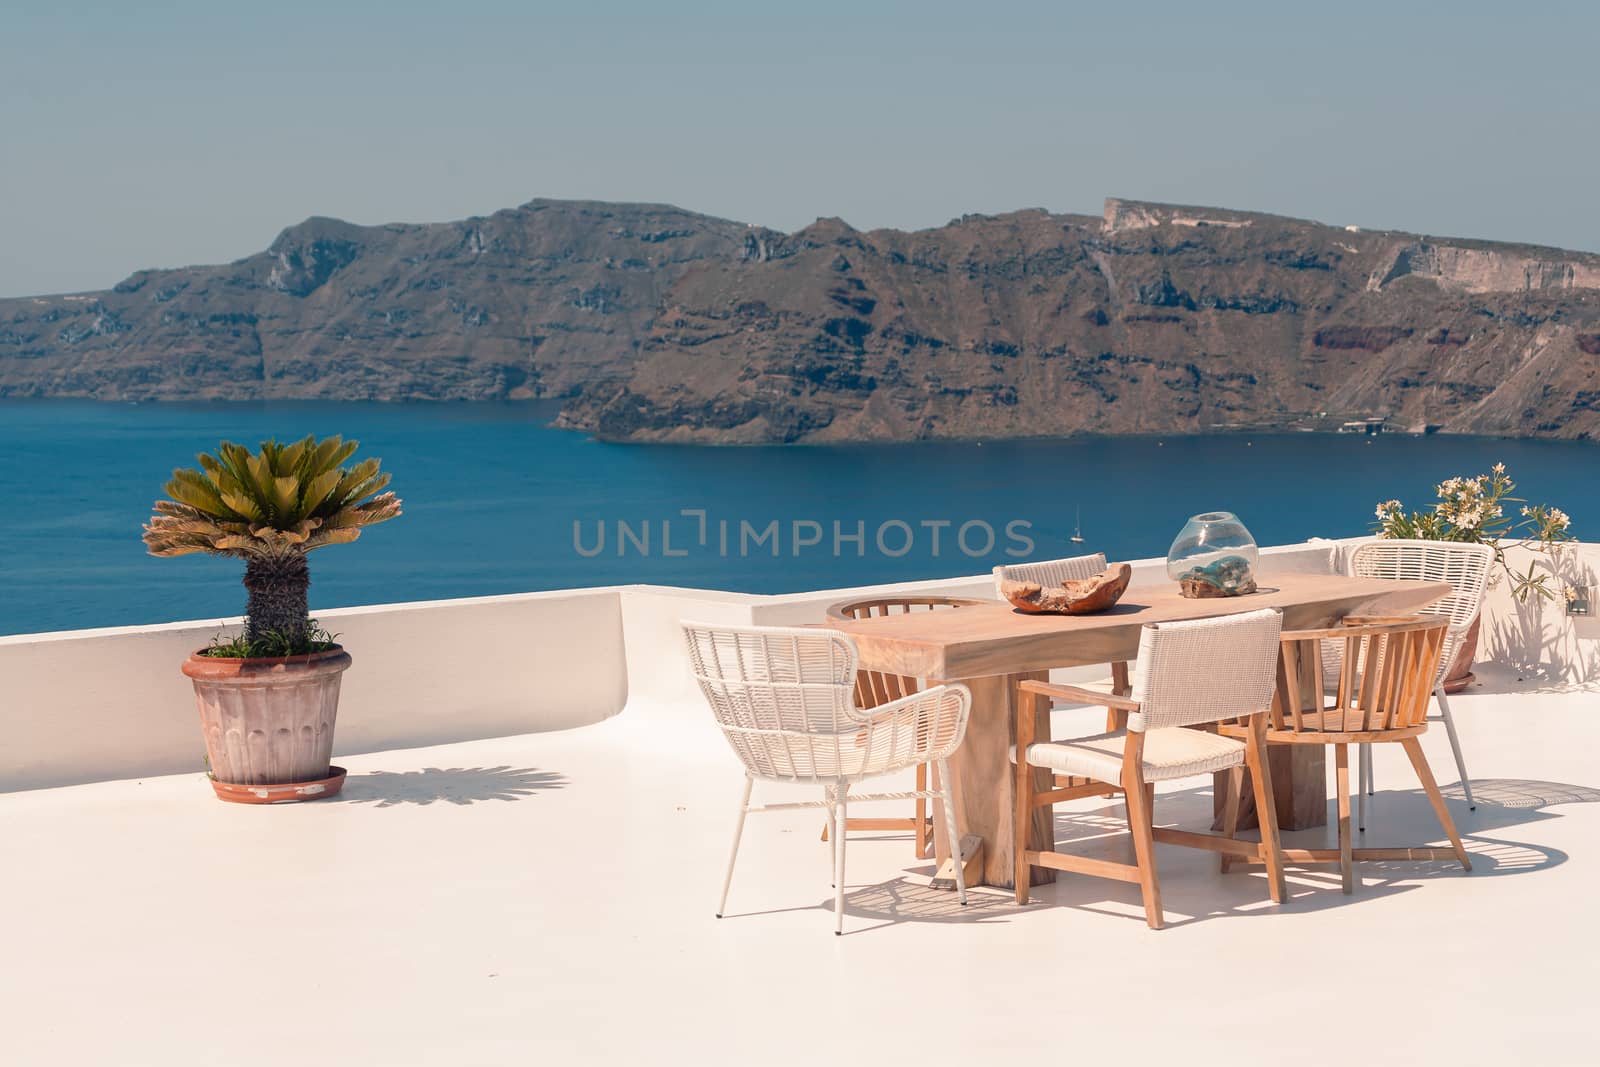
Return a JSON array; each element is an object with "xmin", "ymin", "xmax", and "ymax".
[{"xmin": 824, "ymin": 571, "xmax": 1451, "ymax": 890}]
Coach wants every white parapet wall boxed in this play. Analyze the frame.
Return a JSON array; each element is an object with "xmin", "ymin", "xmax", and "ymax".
[
  {"xmin": 0, "ymin": 588, "xmax": 629, "ymax": 792},
  {"xmin": 1478, "ymin": 541, "xmax": 1600, "ymax": 686},
  {"xmin": 14, "ymin": 536, "xmax": 1592, "ymax": 794}
]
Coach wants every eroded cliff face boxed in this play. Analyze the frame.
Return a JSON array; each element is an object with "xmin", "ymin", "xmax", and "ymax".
[
  {"xmin": 556, "ymin": 199, "xmax": 1600, "ymax": 441},
  {"xmin": 3, "ymin": 197, "xmax": 1598, "ymax": 441},
  {"xmin": 1368, "ymin": 241, "xmax": 1600, "ymax": 294},
  {"xmin": 0, "ymin": 201, "xmax": 755, "ymax": 402}
]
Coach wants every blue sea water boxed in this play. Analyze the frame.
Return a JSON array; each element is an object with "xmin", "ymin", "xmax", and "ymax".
[{"xmin": 2, "ymin": 399, "xmax": 1597, "ymax": 637}]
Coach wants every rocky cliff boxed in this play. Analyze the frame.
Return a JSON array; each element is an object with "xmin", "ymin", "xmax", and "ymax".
[{"xmin": 4, "ymin": 197, "xmax": 1599, "ymax": 442}]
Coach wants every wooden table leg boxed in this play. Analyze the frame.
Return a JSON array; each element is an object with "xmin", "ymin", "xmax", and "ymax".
[
  {"xmin": 1216, "ymin": 745, "xmax": 1326, "ymax": 831},
  {"xmin": 931, "ymin": 670, "xmax": 1052, "ymax": 889},
  {"xmin": 1214, "ymin": 637, "xmax": 1328, "ymax": 831}
]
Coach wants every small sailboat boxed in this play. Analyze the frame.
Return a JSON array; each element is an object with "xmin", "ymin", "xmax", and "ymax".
[{"xmin": 1070, "ymin": 505, "xmax": 1085, "ymax": 544}]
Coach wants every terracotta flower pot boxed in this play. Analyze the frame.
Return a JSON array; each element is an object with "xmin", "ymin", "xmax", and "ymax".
[
  {"xmin": 1441, "ymin": 615, "xmax": 1480, "ymax": 694},
  {"xmin": 182, "ymin": 646, "xmax": 352, "ymax": 802}
]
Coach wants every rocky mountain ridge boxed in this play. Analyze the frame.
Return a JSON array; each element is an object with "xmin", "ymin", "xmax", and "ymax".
[{"xmin": 3, "ymin": 197, "xmax": 1598, "ymax": 442}]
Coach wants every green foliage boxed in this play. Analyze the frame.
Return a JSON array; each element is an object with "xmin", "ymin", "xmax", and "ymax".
[
  {"xmin": 1372, "ymin": 462, "xmax": 1574, "ymax": 602},
  {"xmin": 203, "ymin": 621, "xmax": 341, "ymax": 659},
  {"xmin": 144, "ymin": 435, "xmax": 402, "ymax": 560}
]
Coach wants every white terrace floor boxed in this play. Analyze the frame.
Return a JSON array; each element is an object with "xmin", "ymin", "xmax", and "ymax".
[{"xmin": 5, "ymin": 669, "xmax": 1598, "ymax": 1066}]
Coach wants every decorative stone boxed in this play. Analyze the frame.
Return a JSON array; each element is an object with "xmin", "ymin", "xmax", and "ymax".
[
  {"xmin": 1001, "ymin": 562, "xmax": 1132, "ymax": 615},
  {"xmin": 1175, "ymin": 555, "xmax": 1259, "ymax": 598}
]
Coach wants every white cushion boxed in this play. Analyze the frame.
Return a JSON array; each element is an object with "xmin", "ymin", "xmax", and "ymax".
[{"xmin": 1013, "ymin": 728, "xmax": 1246, "ymax": 784}]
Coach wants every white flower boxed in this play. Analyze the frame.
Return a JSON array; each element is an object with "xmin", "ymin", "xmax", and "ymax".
[
  {"xmin": 1493, "ymin": 462, "xmax": 1506, "ymax": 475},
  {"xmin": 1521, "ymin": 505, "xmax": 1532, "ymax": 517}
]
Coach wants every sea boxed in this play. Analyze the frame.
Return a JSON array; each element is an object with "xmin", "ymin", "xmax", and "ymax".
[{"xmin": 2, "ymin": 399, "xmax": 1596, "ymax": 637}]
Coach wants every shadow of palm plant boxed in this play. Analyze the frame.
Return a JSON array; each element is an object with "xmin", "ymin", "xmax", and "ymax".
[{"xmin": 345, "ymin": 765, "xmax": 566, "ymax": 807}]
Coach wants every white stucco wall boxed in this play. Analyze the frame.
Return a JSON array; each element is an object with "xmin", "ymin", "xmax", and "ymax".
[
  {"xmin": 0, "ymin": 588, "xmax": 628, "ymax": 792},
  {"xmin": 9, "ymin": 536, "xmax": 1588, "ymax": 794},
  {"xmin": 1479, "ymin": 541, "xmax": 1600, "ymax": 686}
]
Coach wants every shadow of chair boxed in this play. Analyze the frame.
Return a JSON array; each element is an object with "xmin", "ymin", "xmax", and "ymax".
[
  {"xmin": 1445, "ymin": 777, "xmax": 1600, "ymax": 809},
  {"xmin": 344, "ymin": 765, "xmax": 567, "ymax": 807},
  {"xmin": 1022, "ymin": 776, "xmax": 1575, "ymax": 928},
  {"xmin": 723, "ymin": 774, "xmax": 1589, "ymax": 934}
]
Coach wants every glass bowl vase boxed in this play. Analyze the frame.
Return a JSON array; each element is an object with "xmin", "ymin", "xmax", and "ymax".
[{"xmin": 1166, "ymin": 512, "xmax": 1259, "ymax": 598}]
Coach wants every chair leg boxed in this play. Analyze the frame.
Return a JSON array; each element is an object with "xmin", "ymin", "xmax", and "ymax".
[
  {"xmin": 1357, "ymin": 743, "xmax": 1367, "ymax": 833},
  {"xmin": 833, "ymin": 788, "xmax": 849, "ymax": 935},
  {"xmin": 1102, "ymin": 662, "xmax": 1131, "ymax": 799},
  {"xmin": 1014, "ymin": 755, "xmax": 1033, "ymax": 905},
  {"xmin": 1124, "ymin": 772, "xmax": 1163, "ymax": 929},
  {"xmin": 1336, "ymin": 744, "xmax": 1354, "ymax": 895},
  {"xmin": 1402, "ymin": 738, "xmax": 1473, "ymax": 871},
  {"xmin": 915, "ymin": 762, "xmax": 931, "ymax": 859},
  {"xmin": 717, "ymin": 775, "xmax": 754, "ymax": 918},
  {"xmin": 1245, "ymin": 721, "xmax": 1286, "ymax": 904},
  {"xmin": 937, "ymin": 759, "xmax": 968, "ymax": 906},
  {"xmin": 824, "ymin": 786, "xmax": 837, "ymax": 885},
  {"xmin": 1435, "ymin": 687, "xmax": 1476, "ymax": 810},
  {"xmin": 1219, "ymin": 765, "xmax": 1242, "ymax": 874}
]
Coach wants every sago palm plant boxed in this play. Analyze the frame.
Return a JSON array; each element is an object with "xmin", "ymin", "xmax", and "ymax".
[{"xmin": 143, "ymin": 435, "xmax": 401, "ymax": 654}]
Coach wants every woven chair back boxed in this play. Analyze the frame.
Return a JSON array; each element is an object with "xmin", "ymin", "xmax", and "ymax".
[
  {"xmin": 1127, "ymin": 608, "xmax": 1283, "ymax": 731},
  {"xmin": 993, "ymin": 552, "xmax": 1108, "ymax": 596},
  {"xmin": 1334, "ymin": 539, "xmax": 1494, "ymax": 688}
]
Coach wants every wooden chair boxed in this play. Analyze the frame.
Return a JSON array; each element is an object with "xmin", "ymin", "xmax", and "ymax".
[
  {"xmin": 1012, "ymin": 608, "xmax": 1287, "ymax": 929},
  {"xmin": 1249, "ymin": 615, "xmax": 1472, "ymax": 894},
  {"xmin": 683, "ymin": 622, "xmax": 972, "ymax": 935},
  {"xmin": 823, "ymin": 595, "xmax": 985, "ymax": 857}
]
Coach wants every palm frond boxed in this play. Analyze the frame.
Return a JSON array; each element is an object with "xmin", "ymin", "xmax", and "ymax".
[{"xmin": 144, "ymin": 435, "xmax": 401, "ymax": 560}]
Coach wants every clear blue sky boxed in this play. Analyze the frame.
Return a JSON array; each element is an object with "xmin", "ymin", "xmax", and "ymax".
[{"xmin": 4, "ymin": 0, "xmax": 1597, "ymax": 297}]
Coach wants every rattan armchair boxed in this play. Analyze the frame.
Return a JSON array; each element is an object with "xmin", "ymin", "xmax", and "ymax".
[
  {"xmin": 1334, "ymin": 539, "xmax": 1493, "ymax": 819},
  {"xmin": 682, "ymin": 622, "xmax": 972, "ymax": 935}
]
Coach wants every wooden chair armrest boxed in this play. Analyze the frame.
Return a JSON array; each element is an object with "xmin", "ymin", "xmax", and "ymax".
[
  {"xmin": 1339, "ymin": 614, "xmax": 1426, "ymax": 627},
  {"xmin": 1018, "ymin": 680, "xmax": 1141, "ymax": 712}
]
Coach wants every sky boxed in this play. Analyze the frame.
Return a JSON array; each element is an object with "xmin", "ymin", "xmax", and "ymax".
[{"xmin": 3, "ymin": 0, "xmax": 1598, "ymax": 297}]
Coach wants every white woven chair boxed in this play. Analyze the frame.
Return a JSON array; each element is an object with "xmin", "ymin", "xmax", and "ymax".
[
  {"xmin": 1330, "ymin": 539, "xmax": 1493, "ymax": 821},
  {"xmin": 992, "ymin": 551, "xmax": 1108, "ymax": 595},
  {"xmin": 1012, "ymin": 608, "xmax": 1287, "ymax": 929},
  {"xmin": 682, "ymin": 622, "xmax": 972, "ymax": 935}
]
